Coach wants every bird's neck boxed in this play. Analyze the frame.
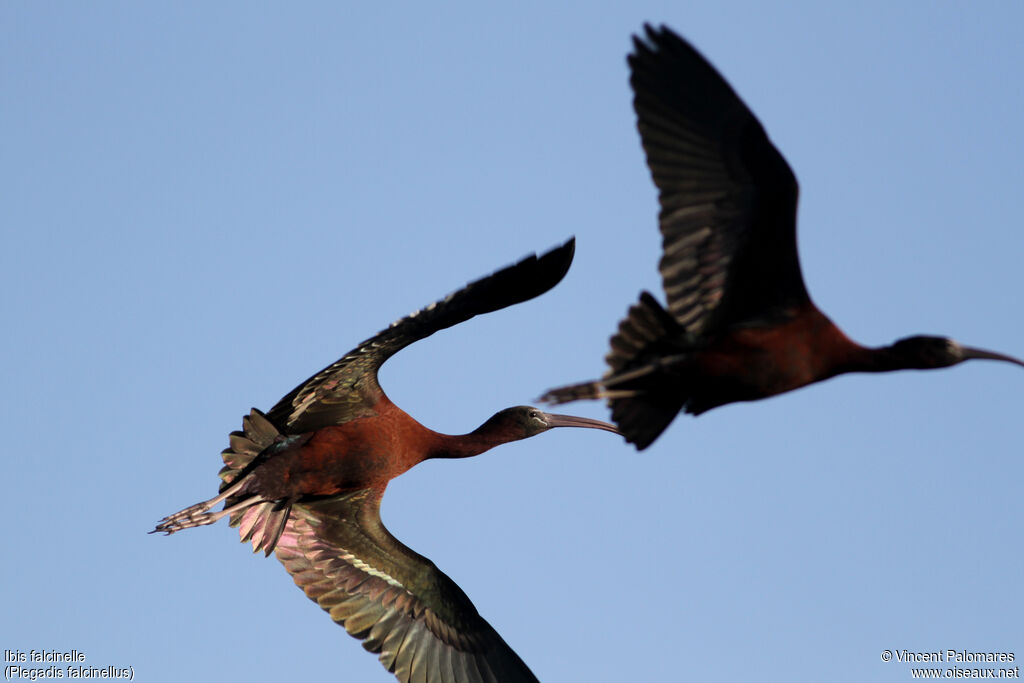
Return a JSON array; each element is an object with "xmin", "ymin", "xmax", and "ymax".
[
  {"xmin": 364, "ymin": 398, "xmax": 491, "ymax": 470},
  {"xmin": 836, "ymin": 342, "xmax": 910, "ymax": 374},
  {"xmin": 428, "ymin": 425, "xmax": 513, "ymax": 460}
]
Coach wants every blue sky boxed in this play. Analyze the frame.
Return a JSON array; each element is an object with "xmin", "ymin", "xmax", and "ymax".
[{"xmin": 3, "ymin": 2, "xmax": 1022, "ymax": 682}]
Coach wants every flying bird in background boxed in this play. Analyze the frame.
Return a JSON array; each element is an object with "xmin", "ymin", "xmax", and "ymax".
[
  {"xmin": 542, "ymin": 25, "xmax": 1023, "ymax": 449},
  {"xmin": 154, "ymin": 238, "xmax": 620, "ymax": 683}
]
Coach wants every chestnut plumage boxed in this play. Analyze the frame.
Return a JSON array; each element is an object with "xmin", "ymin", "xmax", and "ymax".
[
  {"xmin": 153, "ymin": 238, "xmax": 620, "ymax": 683},
  {"xmin": 542, "ymin": 25, "xmax": 1023, "ymax": 449}
]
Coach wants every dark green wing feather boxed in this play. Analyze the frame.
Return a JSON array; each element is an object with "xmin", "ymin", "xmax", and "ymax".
[
  {"xmin": 629, "ymin": 25, "xmax": 808, "ymax": 336},
  {"xmin": 220, "ymin": 412, "xmax": 539, "ymax": 682},
  {"xmin": 264, "ymin": 239, "xmax": 575, "ymax": 434},
  {"xmin": 273, "ymin": 492, "xmax": 539, "ymax": 683}
]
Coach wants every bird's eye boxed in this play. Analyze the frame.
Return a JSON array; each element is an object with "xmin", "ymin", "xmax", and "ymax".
[{"xmin": 528, "ymin": 410, "xmax": 540, "ymax": 419}]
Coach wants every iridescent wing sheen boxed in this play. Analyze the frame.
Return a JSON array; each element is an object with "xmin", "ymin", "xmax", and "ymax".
[
  {"xmin": 220, "ymin": 411, "xmax": 539, "ymax": 683},
  {"xmin": 629, "ymin": 25, "xmax": 809, "ymax": 337},
  {"xmin": 263, "ymin": 239, "xmax": 575, "ymax": 435},
  {"xmin": 274, "ymin": 492, "xmax": 539, "ymax": 683}
]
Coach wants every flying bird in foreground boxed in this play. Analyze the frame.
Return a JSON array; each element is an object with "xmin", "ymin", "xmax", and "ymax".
[
  {"xmin": 153, "ymin": 238, "xmax": 619, "ymax": 683},
  {"xmin": 542, "ymin": 25, "xmax": 1023, "ymax": 449}
]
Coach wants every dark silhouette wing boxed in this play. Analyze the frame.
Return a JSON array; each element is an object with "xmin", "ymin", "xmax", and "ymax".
[
  {"xmin": 265, "ymin": 239, "xmax": 575, "ymax": 434},
  {"xmin": 629, "ymin": 25, "xmax": 809, "ymax": 336},
  {"xmin": 268, "ymin": 490, "xmax": 539, "ymax": 683}
]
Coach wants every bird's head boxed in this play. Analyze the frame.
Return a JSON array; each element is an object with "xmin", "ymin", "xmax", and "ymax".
[
  {"xmin": 888, "ymin": 335, "xmax": 1024, "ymax": 370},
  {"xmin": 481, "ymin": 406, "xmax": 620, "ymax": 441}
]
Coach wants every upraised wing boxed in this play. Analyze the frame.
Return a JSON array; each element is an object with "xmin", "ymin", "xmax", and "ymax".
[
  {"xmin": 629, "ymin": 25, "xmax": 809, "ymax": 336},
  {"xmin": 264, "ymin": 239, "xmax": 576, "ymax": 434}
]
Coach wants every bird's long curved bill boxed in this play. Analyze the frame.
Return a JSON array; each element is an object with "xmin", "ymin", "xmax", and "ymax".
[
  {"xmin": 961, "ymin": 346, "xmax": 1024, "ymax": 368},
  {"xmin": 542, "ymin": 412, "xmax": 621, "ymax": 434}
]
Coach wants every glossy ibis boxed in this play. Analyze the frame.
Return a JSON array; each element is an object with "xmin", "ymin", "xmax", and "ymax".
[
  {"xmin": 153, "ymin": 238, "xmax": 619, "ymax": 683},
  {"xmin": 542, "ymin": 25, "xmax": 1023, "ymax": 449}
]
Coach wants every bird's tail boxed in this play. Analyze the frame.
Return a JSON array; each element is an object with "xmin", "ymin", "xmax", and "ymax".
[
  {"xmin": 605, "ymin": 292, "xmax": 689, "ymax": 449},
  {"xmin": 151, "ymin": 408, "xmax": 293, "ymax": 556},
  {"xmin": 543, "ymin": 291, "xmax": 687, "ymax": 450},
  {"xmin": 607, "ymin": 388, "xmax": 685, "ymax": 451}
]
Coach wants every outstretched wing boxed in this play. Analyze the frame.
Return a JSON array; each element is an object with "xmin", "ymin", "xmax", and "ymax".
[
  {"xmin": 265, "ymin": 239, "xmax": 576, "ymax": 434},
  {"xmin": 220, "ymin": 412, "xmax": 539, "ymax": 682},
  {"xmin": 629, "ymin": 25, "xmax": 809, "ymax": 336},
  {"xmin": 272, "ymin": 490, "xmax": 540, "ymax": 683}
]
